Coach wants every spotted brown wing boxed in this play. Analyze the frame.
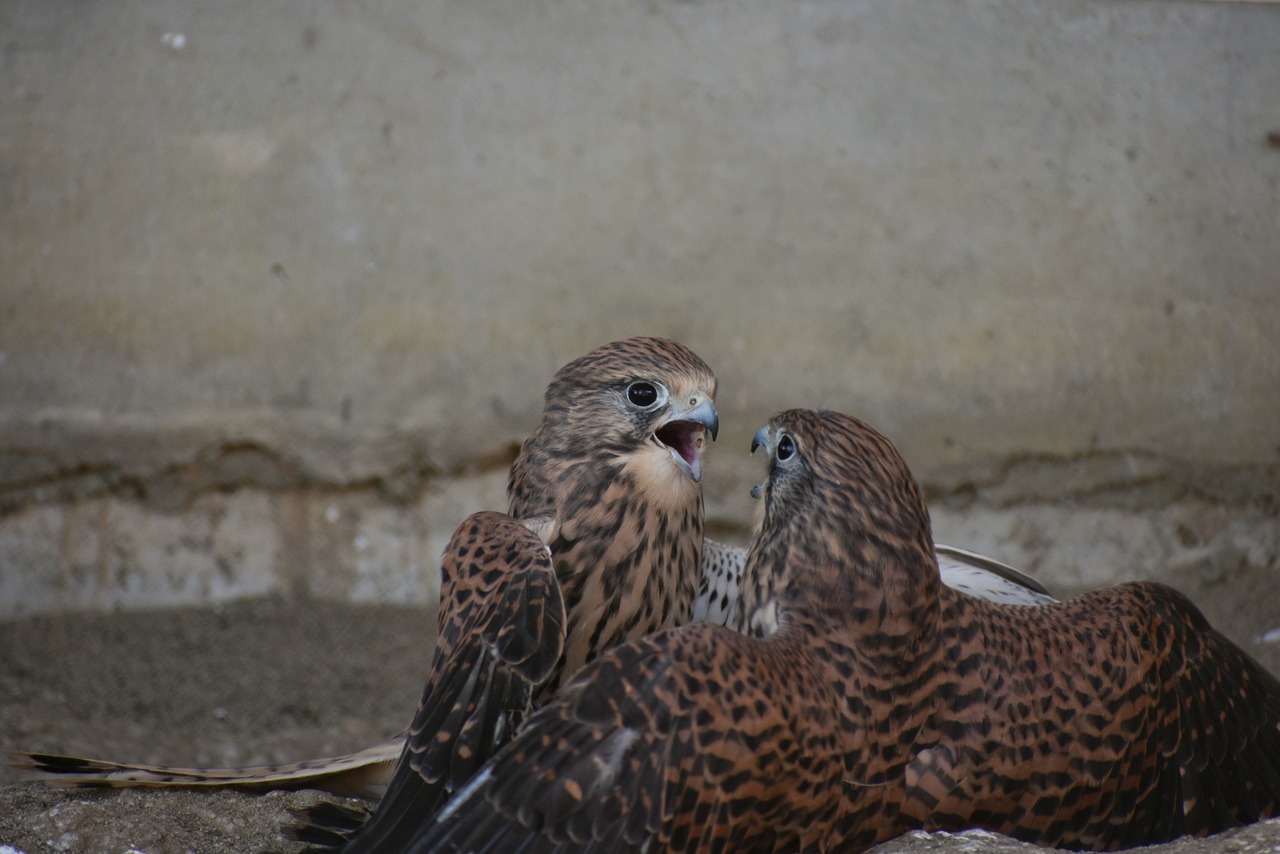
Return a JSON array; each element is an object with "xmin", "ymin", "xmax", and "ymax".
[
  {"xmin": 335, "ymin": 510, "xmax": 566, "ymax": 853},
  {"xmin": 899, "ymin": 580, "xmax": 1280, "ymax": 851},
  {"xmin": 1129, "ymin": 583, "xmax": 1280, "ymax": 843}
]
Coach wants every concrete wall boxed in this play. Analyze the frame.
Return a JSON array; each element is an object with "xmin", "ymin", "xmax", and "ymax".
[{"xmin": 2, "ymin": 0, "xmax": 1278, "ymax": 617}]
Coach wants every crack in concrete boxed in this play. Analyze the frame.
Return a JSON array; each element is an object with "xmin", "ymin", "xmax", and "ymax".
[
  {"xmin": 922, "ymin": 448, "xmax": 1280, "ymax": 510},
  {"xmin": 0, "ymin": 442, "xmax": 521, "ymax": 517}
]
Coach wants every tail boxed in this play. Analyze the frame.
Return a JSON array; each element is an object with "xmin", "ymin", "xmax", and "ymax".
[{"xmin": 8, "ymin": 737, "xmax": 401, "ymax": 800}]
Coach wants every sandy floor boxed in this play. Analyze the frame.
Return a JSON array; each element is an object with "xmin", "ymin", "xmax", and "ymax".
[
  {"xmin": 0, "ymin": 598, "xmax": 431, "ymax": 787},
  {"xmin": 0, "ymin": 598, "xmax": 425, "ymax": 853},
  {"xmin": 1, "ymin": 570, "xmax": 1278, "ymax": 853}
]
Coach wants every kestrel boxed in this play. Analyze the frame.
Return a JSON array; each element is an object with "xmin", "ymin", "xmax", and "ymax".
[
  {"xmin": 314, "ymin": 337, "xmax": 720, "ymax": 850},
  {"xmin": 406, "ymin": 408, "xmax": 1280, "ymax": 853}
]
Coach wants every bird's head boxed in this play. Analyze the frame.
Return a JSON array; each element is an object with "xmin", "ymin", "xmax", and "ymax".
[
  {"xmin": 527, "ymin": 337, "xmax": 719, "ymax": 504},
  {"xmin": 747, "ymin": 409, "xmax": 936, "ymax": 605}
]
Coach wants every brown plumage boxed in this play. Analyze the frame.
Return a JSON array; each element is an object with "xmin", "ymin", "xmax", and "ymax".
[
  {"xmin": 506, "ymin": 337, "xmax": 718, "ymax": 690},
  {"xmin": 408, "ymin": 408, "xmax": 1280, "ymax": 853}
]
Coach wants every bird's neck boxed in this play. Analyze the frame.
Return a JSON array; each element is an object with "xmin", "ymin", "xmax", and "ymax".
[
  {"xmin": 532, "ymin": 462, "xmax": 705, "ymax": 692},
  {"xmin": 738, "ymin": 517, "xmax": 942, "ymax": 648}
]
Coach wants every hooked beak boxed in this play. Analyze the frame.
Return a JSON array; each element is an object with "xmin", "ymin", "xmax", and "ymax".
[
  {"xmin": 749, "ymin": 424, "xmax": 772, "ymax": 498},
  {"xmin": 654, "ymin": 397, "xmax": 719, "ymax": 483},
  {"xmin": 750, "ymin": 425, "xmax": 771, "ymax": 455}
]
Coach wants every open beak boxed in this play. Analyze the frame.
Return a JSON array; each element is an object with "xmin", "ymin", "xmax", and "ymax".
[{"xmin": 654, "ymin": 397, "xmax": 719, "ymax": 483}]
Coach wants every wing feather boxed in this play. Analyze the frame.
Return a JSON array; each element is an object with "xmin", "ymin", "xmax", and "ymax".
[
  {"xmin": 338, "ymin": 511, "xmax": 565, "ymax": 854},
  {"xmin": 1135, "ymin": 583, "xmax": 1280, "ymax": 835},
  {"xmin": 952, "ymin": 582, "xmax": 1280, "ymax": 847},
  {"xmin": 407, "ymin": 621, "xmax": 846, "ymax": 853}
]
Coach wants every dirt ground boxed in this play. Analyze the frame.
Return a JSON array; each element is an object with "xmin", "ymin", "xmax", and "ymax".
[
  {"xmin": 1, "ymin": 567, "xmax": 1278, "ymax": 853},
  {"xmin": 0, "ymin": 598, "xmax": 426, "ymax": 853}
]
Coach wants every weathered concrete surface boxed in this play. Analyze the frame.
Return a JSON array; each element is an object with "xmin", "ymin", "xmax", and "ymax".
[
  {"xmin": 3, "ymin": 473, "xmax": 1278, "ymax": 621},
  {"xmin": 2, "ymin": 0, "xmax": 1278, "ymax": 615},
  {"xmin": 0, "ymin": 469, "xmax": 510, "ymax": 617}
]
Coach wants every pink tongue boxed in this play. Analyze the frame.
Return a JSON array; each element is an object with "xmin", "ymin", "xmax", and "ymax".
[{"xmin": 657, "ymin": 422, "xmax": 699, "ymax": 466}]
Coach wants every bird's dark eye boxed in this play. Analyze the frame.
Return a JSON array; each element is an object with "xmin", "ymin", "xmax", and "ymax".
[
  {"xmin": 775, "ymin": 434, "xmax": 796, "ymax": 462},
  {"xmin": 626, "ymin": 381, "xmax": 659, "ymax": 409}
]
